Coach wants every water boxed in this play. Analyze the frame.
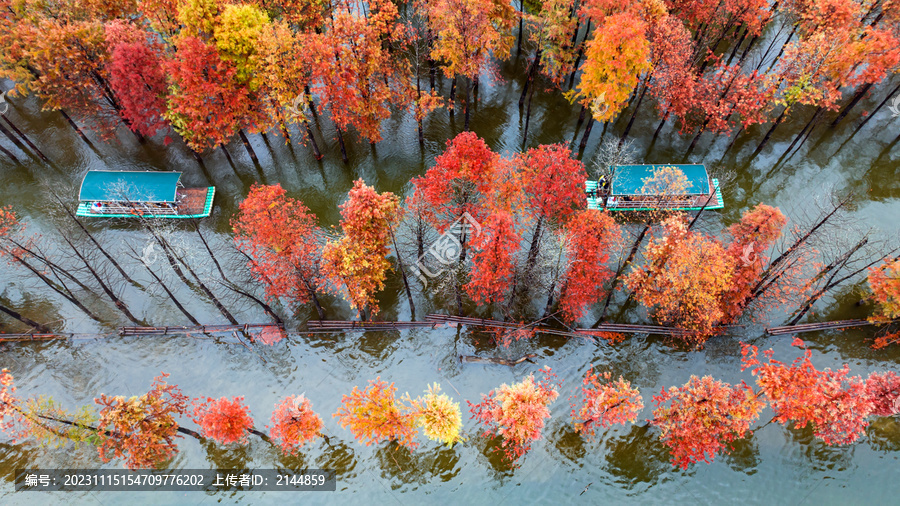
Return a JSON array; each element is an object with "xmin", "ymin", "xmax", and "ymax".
[{"xmin": 1, "ymin": 51, "xmax": 900, "ymax": 504}]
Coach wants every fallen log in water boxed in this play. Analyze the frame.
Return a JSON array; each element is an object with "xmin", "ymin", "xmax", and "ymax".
[
  {"xmin": 119, "ymin": 323, "xmax": 283, "ymax": 336},
  {"xmin": 460, "ymin": 353, "xmax": 537, "ymax": 366}
]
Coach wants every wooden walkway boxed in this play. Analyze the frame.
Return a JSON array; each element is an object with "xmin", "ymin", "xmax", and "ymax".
[{"xmin": 766, "ymin": 320, "xmax": 874, "ymax": 336}]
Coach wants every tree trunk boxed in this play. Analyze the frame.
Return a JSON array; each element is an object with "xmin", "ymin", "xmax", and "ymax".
[
  {"xmin": 144, "ymin": 222, "xmax": 238, "ymax": 325},
  {"xmin": 765, "ymin": 24, "xmax": 796, "ymax": 73},
  {"xmin": 58, "ymin": 233, "xmax": 144, "ymax": 325},
  {"xmin": 568, "ymin": 20, "xmax": 591, "ymax": 90},
  {"xmin": 523, "ymin": 83, "xmax": 536, "ymax": 143},
  {"xmin": 60, "ymin": 204, "xmax": 140, "ymax": 287},
  {"xmin": 336, "ymin": 127, "xmax": 349, "ymax": 163},
  {"xmin": 0, "ymin": 121, "xmax": 33, "ymax": 161},
  {"xmin": 779, "ymin": 107, "xmax": 822, "ymax": 161},
  {"xmin": 517, "ymin": 0, "xmax": 525, "ymax": 55},
  {"xmin": 305, "ymin": 123, "xmax": 323, "ymax": 160},
  {"xmin": 449, "ymin": 78, "xmax": 456, "ymax": 117},
  {"xmin": 1, "ymin": 246, "xmax": 100, "ymax": 322},
  {"xmin": 579, "ymin": 117, "xmax": 595, "ymax": 151},
  {"xmin": 750, "ymin": 107, "xmax": 789, "ymax": 159},
  {"xmin": 58, "ymin": 110, "xmax": 96, "ymax": 149},
  {"xmin": 520, "ymin": 49, "xmax": 542, "ymax": 107},
  {"xmin": 389, "ymin": 227, "xmax": 416, "ymax": 319},
  {"xmin": 725, "ymin": 27, "xmax": 747, "ymax": 66},
  {"xmin": 593, "ymin": 223, "xmax": 650, "ymax": 326},
  {"xmin": 304, "ymin": 85, "xmax": 318, "ymax": 119},
  {"xmin": 847, "ymin": 80, "xmax": 900, "ymax": 138},
  {"xmin": 1, "ymin": 116, "xmax": 50, "ymax": 163},
  {"xmin": 571, "ymin": 105, "xmax": 587, "ymax": 146},
  {"xmin": 0, "ymin": 141, "xmax": 21, "ymax": 165},
  {"xmin": 748, "ymin": 194, "xmax": 850, "ymax": 300},
  {"xmin": 0, "ymin": 302, "xmax": 53, "ymax": 333},
  {"xmin": 138, "ymin": 256, "xmax": 200, "ymax": 326},
  {"xmin": 238, "ymin": 129, "xmax": 260, "ymax": 165},
  {"xmin": 222, "ymin": 283, "xmax": 283, "ymax": 325},
  {"xmin": 621, "ymin": 74, "xmax": 651, "ymax": 142},
  {"xmin": 830, "ymin": 82, "xmax": 873, "ymax": 128},
  {"xmin": 464, "ymin": 77, "xmax": 472, "ymax": 131}
]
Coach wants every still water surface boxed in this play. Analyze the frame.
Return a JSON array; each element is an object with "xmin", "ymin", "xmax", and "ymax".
[{"xmin": 1, "ymin": 54, "xmax": 900, "ymax": 505}]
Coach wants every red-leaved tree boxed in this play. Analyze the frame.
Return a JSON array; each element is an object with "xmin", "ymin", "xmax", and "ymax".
[
  {"xmin": 232, "ymin": 183, "xmax": 327, "ymax": 319},
  {"xmin": 269, "ymin": 395, "xmax": 324, "ymax": 454},
  {"xmin": 651, "ymin": 375, "xmax": 764, "ymax": 469},
  {"xmin": 191, "ymin": 396, "xmax": 254, "ymax": 445},
  {"xmin": 557, "ymin": 209, "xmax": 622, "ymax": 323},
  {"xmin": 572, "ymin": 367, "xmax": 643, "ymax": 438},
  {"xmin": 742, "ymin": 338, "xmax": 874, "ymax": 445}
]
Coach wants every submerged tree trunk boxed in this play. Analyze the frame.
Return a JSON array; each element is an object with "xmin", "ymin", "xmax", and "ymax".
[
  {"xmin": 305, "ymin": 123, "xmax": 323, "ymax": 160},
  {"xmin": 58, "ymin": 110, "xmax": 96, "ymax": 150},
  {"xmin": 830, "ymin": 82, "xmax": 873, "ymax": 128},
  {"xmin": 238, "ymin": 129, "xmax": 260, "ymax": 165},
  {"xmin": 336, "ymin": 127, "xmax": 349, "ymax": 163},
  {"xmin": 389, "ymin": 227, "xmax": 416, "ymax": 319},
  {"xmin": 0, "ymin": 302, "xmax": 53, "ymax": 333},
  {"xmin": 138, "ymin": 255, "xmax": 200, "ymax": 326}
]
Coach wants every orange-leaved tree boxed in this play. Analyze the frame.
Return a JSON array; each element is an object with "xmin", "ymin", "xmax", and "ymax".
[
  {"xmin": 572, "ymin": 367, "xmax": 643, "ymax": 439},
  {"xmin": 269, "ymin": 395, "xmax": 323, "ymax": 454},
  {"xmin": 322, "ymin": 179, "xmax": 402, "ymax": 318},
  {"xmin": 868, "ymin": 257, "xmax": 900, "ymax": 322},
  {"xmin": 191, "ymin": 396, "xmax": 254, "ymax": 445},
  {"xmin": 95, "ymin": 373, "xmax": 190, "ymax": 469},
  {"xmin": 232, "ymin": 183, "xmax": 327, "ymax": 319},
  {"xmin": 334, "ymin": 377, "xmax": 418, "ymax": 449},
  {"xmin": 469, "ymin": 366, "xmax": 561, "ymax": 461},
  {"xmin": 419, "ymin": 0, "xmax": 515, "ymax": 128},
  {"xmin": 651, "ymin": 375, "xmax": 764, "ymax": 469},
  {"xmin": 625, "ymin": 215, "xmax": 736, "ymax": 344},
  {"xmin": 568, "ymin": 11, "xmax": 651, "ymax": 123}
]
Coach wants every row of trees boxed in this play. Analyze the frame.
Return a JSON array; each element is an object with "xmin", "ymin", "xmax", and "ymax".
[
  {"xmin": 1, "ymin": 132, "xmax": 897, "ymax": 347},
  {"xmin": 232, "ymin": 132, "xmax": 900, "ymax": 345},
  {"xmin": 3, "ymin": 339, "xmax": 900, "ymax": 470},
  {"xmin": 1, "ymin": 1, "xmax": 899, "ymax": 164}
]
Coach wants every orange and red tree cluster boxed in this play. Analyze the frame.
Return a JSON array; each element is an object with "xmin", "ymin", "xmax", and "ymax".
[
  {"xmin": 4, "ymin": 342, "xmax": 900, "ymax": 470},
  {"xmin": 1, "ymin": 1, "xmax": 897, "ymax": 157}
]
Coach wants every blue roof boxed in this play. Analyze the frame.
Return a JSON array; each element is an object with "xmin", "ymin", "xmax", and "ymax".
[
  {"xmin": 78, "ymin": 171, "xmax": 182, "ymax": 203},
  {"xmin": 610, "ymin": 165, "xmax": 710, "ymax": 196}
]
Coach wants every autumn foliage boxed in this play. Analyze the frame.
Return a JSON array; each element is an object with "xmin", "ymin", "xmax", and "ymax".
[
  {"xmin": 269, "ymin": 395, "xmax": 324, "ymax": 454},
  {"xmin": 95, "ymin": 373, "xmax": 190, "ymax": 469},
  {"xmin": 334, "ymin": 377, "xmax": 418, "ymax": 449},
  {"xmin": 742, "ymin": 338, "xmax": 873, "ymax": 445},
  {"xmin": 233, "ymin": 184, "xmax": 326, "ymax": 314},
  {"xmin": 558, "ymin": 210, "xmax": 622, "ymax": 323},
  {"xmin": 469, "ymin": 366, "xmax": 560, "ymax": 461},
  {"xmin": 411, "ymin": 383, "xmax": 464, "ymax": 447},
  {"xmin": 626, "ymin": 215, "xmax": 736, "ymax": 342},
  {"xmin": 868, "ymin": 258, "xmax": 900, "ymax": 323},
  {"xmin": 323, "ymin": 179, "xmax": 402, "ymax": 317},
  {"xmin": 651, "ymin": 375, "xmax": 764, "ymax": 469},
  {"xmin": 191, "ymin": 396, "xmax": 254, "ymax": 445},
  {"xmin": 572, "ymin": 367, "xmax": 643, "ymax": 438}
]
